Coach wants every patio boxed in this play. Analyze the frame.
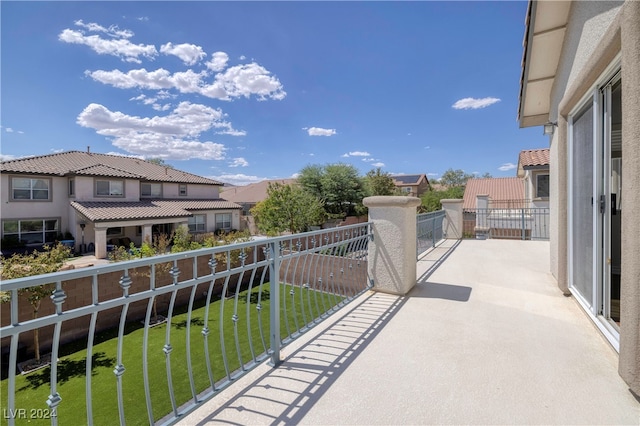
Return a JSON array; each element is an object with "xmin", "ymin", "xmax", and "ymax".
[{"xmin": 179, "ymin": 239, "xmax": 640, "ymax": 425}]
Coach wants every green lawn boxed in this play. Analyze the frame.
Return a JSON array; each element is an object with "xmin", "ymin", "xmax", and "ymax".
[{"xmin": 1, "ymin": 283, "xmax": 342, "ymax": 425}]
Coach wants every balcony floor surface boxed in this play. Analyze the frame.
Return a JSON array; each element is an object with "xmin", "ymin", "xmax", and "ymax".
[{"xmin": 179, "ymin": 239, "xmax": 640, "ymax": 425}]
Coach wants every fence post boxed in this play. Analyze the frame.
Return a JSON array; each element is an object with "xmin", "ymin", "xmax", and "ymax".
[
  {"xmin": 521, "ymin": 209, "xmax": 525, "ymax": 240},
  {"xmin": 268, "ymin": 241, "xmax": 281, "ymax": 367},
  {"xmin": 364, "ymin": 196, "xmax": 421, "ymax": 295},
  {"xmin": 440, "ymin": 199, "xmax": 463, "ymax": 239}
]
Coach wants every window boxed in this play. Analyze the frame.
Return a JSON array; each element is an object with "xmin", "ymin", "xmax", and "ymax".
[
  {"xmin": 68, "ymin": 178, "xmax": 75, "ymax": 197},
  {"xmin": 96, "ymin": 179, "xmax": 124, "ymax": 197},
  {"xmin": 188, "ymin": 214, "xmax": 206, "ymax": 232},
  {"xmin": 402, "ymin": 187, "xmax": 412, "ymax": 194},
  {"xmin": 536, "ymin": 174, "xmax": 549, "ymax": 198},
  {"xmin": 2, "ymin": 218, "xmax": 59, "ymax": 245},
  {"xmin": 11, "ymin": 177, "xmax": 51, "ymax": 201},
  {"xmin": 141, "ymin": 182, "xmax": 162, "ymax": 197},
  {"xmin": 215, "ymin": 213, "xmax": 232, "ymax": 232},
  {"xmin": 179, "ymin": 184, "xmax": 187, "ymax": 196},
  {"xmin": 106, "ymin": 227, "xmax": 123, "ymax": 237}
]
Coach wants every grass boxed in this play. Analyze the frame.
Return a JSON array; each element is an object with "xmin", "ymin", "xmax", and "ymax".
[{"xmin": 1, "ymin": 282, "xmax": 343, "ymax": 425}]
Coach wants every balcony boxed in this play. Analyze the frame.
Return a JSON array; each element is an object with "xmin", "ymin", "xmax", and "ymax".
[
  {"xmin": 179, "ymin": 238, "xmax": 639, "ymax": 425},
  {"xmin": 1, "ymin": 197, "xmax": 638, "ymax": 425}
]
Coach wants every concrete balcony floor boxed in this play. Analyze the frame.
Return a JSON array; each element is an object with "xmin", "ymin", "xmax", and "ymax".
[{"xmin": 179, "ymin": 239, "xmax": 640, "ymax": 425}]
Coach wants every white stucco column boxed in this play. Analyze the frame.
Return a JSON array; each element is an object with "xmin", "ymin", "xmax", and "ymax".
[
  {"xmin": 475, "ymin": 194, "xmax": 490, "ymax": 238},
  {"xmin": 94, "ymin": 228, "xmax": 108, "ymax": 259},
  {"xmin": 363, "ymin": 196, "xmax": 421, "ymax": 295},
  {"xmin": 440, "ymin": 199, "xmax": 463, "ymax": 239},
  {"xmin": 142, "ymin": 224, "xmax": 153, "ymax": 245}
]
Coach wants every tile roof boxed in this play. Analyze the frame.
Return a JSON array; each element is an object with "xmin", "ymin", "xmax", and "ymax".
[
  {"xmin": 1, "ymin": 151, "xmax": 222, "ymax": 185},
  {"xmin": 518, "ymin": 148, "xmax": 550, "ymax": 168},
  {"xmin": 71, "ymin": 199, "xmax": 240, "ymax": 222},
  {"xmin": 462, "ymin": 177, "xmax": 525, "ymax": 210},
  {"xmin": 221, "ymin": 179, "xmax": 297, "ymax": 203}
]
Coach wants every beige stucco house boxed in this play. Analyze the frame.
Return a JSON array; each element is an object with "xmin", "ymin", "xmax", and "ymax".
[
  {"xmin": 1, "ymin": 150, "xmax": 241, "ymax": 259},
  {"xmin": 518, "ymin": 0, "xmax": 639, "ymax": 395},
  {"xmin": 516, "ymin": 148, "xmax": 550, "ymax": 208}
]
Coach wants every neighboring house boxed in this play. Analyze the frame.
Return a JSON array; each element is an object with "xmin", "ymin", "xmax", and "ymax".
[
  {"xmin": 221, "ymin": 179, "xmax": 296, "ymax": 233},
  {"xmin": 462, "ymin": 177, "xmax": 526, "ymax": 210},
  {"xmin": 516, "ymin": 148, "xmax": 550, "ymax": 208},
  {"xmin": 0, "ymin": 150, "xmax": 241, "ymax": 259},
  {"xmin": 518, "ymin": 0, "xmax": 639, "ymax": 394},
  {"xmin": 391, "ymin": 174, "xmax": 430, "ymax": 197},
  {"xmin": 461, "ymin": 177, "xmax": 527, "ymax": 238}
]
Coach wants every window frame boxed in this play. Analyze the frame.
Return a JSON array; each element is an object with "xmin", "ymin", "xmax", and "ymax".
[
  {"xmin": 68, "ymin": 178, "xmax": 75, "ymax": 198},
  {"xmin": 188, "ymin": 214, "xmax": 206, "ymax": 233},
  {"xmin": 141, "ymin": 182, "xmax": 163, "ymax": 198},
  {"xmin": 215, "ymin": 213, "xmax": 232, "ymax": 232},
  {"xmin": 179, "ymin": 184, "xmax": 188, "ymax": 197},
  {"xmin": 10, "ymin": 176, "xmax": 52, "ymax": 202},
  {"xmin": 2, "ymin": 218, "xmax": 60, "ymax": 245},
  {"xmin": 95, "ymin": 179, "xmax": 125, "ymax": 198},
  {"xmin": 535, "ymin": 173, "xmax": 550, "ymax": 199}
]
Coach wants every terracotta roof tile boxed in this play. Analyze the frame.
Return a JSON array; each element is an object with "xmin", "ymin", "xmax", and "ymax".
[
  {"xmin": 1, "ymin": 151, "xmax": 222, "ymax": 185},
  {"xmin": 518, "ymin": 148, "xmax": 550, "ymax": 168},
  {"xmin": 71, "ymin": 199, "xmax": 240, "ymax": 222},
  {"xmin": 462, "ymin": 177, "xmax": 525, "ymax": 210}
]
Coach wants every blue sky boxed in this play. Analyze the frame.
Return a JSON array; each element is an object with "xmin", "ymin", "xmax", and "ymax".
[{"xmin": 1, "ymin": 1, "xmax": 547, "ymax": 185}]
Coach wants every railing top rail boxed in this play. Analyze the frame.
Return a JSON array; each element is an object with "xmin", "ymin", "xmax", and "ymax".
[
  {"xmin": 0, "ymin": 222, "xmax": 372, "ymax": 291},
  {"xmin": 417, "ymin": 210, "xmax": 445, "ymax": 220}
]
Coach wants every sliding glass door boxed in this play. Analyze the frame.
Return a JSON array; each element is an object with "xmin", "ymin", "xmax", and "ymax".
[{"xmin": 569, "ymin": 70, "xmax": 622, "ymax": 344}]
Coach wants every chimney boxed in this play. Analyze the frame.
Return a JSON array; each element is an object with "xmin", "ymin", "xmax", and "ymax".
[{"xmin": 87, "ymin": 146, "xmax": 91, "ymax": 154}]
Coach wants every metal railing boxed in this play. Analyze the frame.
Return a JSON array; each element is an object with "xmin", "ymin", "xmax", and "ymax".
[
  {"xmin": 0, "ymin": 223, "xmax": 372, "ymax": 425},
  {"xmin": 463, "ymin": 208, "xmax": 549, "ymax": 240},
  {"xmin": 416, "ymin": 210, "xmax": 446, "ymax": 257}
]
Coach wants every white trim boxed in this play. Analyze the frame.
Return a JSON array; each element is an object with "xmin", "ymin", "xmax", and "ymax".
[
  {"xmin": 570, "ymin": 288, "xmax": 620, "ymax": 352},
  {"xmin": 567, "ymin": 54, "xmax": 622, "ymax": 117}
]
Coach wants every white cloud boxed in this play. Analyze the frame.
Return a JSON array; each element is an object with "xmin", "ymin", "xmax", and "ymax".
[
  {"xmin": 239, "ymin": 55, "xmax": 247, "ymax": 60},
  {"xmin": 306, "ymin": 127, "xmax": 336, "ymax": 136},
  {"xmin": 0, "ymin": 154, "xmax": 17, "ymax": 161},
  {"xmin": 74, "ymin": 20, "xmax": 133, "ymax": 38},
  {"xmin": 498, "ymin": 162, "xmax": 517, "ymax": 171},
  {"xmin": 206, "ymin": 51, "xmax": 229, "ymax": 72},
  {"xmin": 371, "ymin": 162, "xmax": 385, "ymax": 168},
  {"xmin": 342, "ymin": 151, "xmax": 370, "ymax": 157},
  {"xmin": 424, "ymin": 146, "xmax": 430, "ymax": 149},
  {"xmin": 427, "ymin": 173, "xmax": 439, "ymax": 177},
  {"xmin": 59, "ymin": 28, "xmax": 157, "ymax": 63},
  {"xmin": 205, "ymin": 63, "xmax": 286, "ymax": 101},
  {"xmin": 87, "ymin": 63, "xmax": 285, "ymax": 101},
  {"xmin": 212, "ymin": 173, "xmax": 265, "ymax": 186},
  {"xmin": 160, "ymin": 42, "xmax": 206, "ymax": 65},
  {"xmin": 362, "ymin": 157, "xmax": 380, "ymax": 163},
  {"xmin": 452, "ymin": 97, "xmax": 501, "ymax": 110},
  {"xmin": 77, "ymin": 102, "xmax": 236, "ymax": 160},
  {"xmin": 229, "ymin": 157, "xmax": 249, "ymax": 167},
  {"xmin": 5, "ymin": 128, "xmax": 14, "ymax": 133}
]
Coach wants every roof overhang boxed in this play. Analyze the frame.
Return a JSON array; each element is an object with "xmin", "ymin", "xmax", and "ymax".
[{"xmin": 518, "ymin": 1, "xmax": 571, "ymax": 128}]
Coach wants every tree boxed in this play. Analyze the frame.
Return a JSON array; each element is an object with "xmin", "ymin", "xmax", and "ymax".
[
  {"xmin": 251, "ymin": 182, "xmax": 326, "ymax": 235},
  {"xmin": 364, "ymin": 168, "xmax": 397, "ymax": 196},
  {"xmin": 419, "ymin": 186, "xmax": 464, "ymax": 213},
  {"xmin": 0, "ymin": 243, "xmax": 72, "ymax": 363},
  {"xmin": 298, "ymin": 163, "xmax": 366, "ymax": 217},
  {"xmin": 147, "ymin": 158, "xmax": 173, "ymax": 168},
  {"xmin": 439, "ymin": 168, "xmax": 474, "ymax": 187}
]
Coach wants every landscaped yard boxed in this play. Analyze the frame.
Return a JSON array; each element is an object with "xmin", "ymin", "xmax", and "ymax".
[{"xmin": 1, "ymin": 283, "xmax": 342, "ymax": 425}]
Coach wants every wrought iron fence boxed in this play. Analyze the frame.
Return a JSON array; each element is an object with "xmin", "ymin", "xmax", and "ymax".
[
  {"xmin": 0, "ymin": 223, "xmax": 372, "ymax": 426},
  {"xmin": 416, "ymin": 210, "xmax": 446, "ymax": 257},
  {"xmin": 463, "ymin": 208, "xmax": 549, "ymax": 240}
]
